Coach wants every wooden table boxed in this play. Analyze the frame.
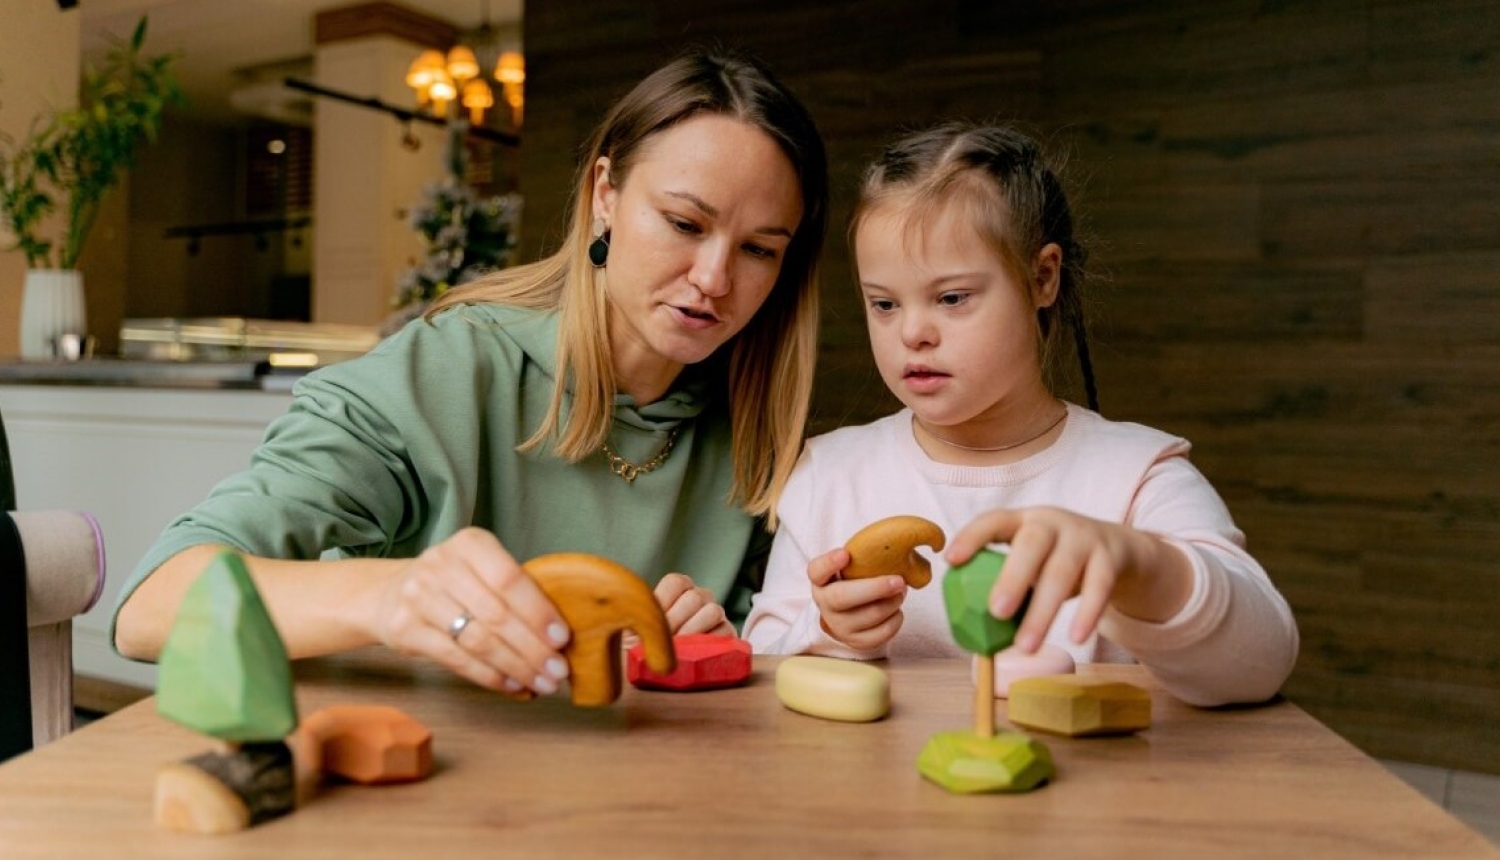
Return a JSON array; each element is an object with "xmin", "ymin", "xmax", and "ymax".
[{"xmin": 0, "ymin": 654, "xmax": 1494, "ymax": 858}]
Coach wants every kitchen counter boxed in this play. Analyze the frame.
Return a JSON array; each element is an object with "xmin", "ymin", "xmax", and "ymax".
[
  {"xmin": 0, "ymin": 382, "xmax": 296, "ymax": 689},
  {"xmin": 0, "ymin": 316, "xmax": 383, "ymax": 391},
  {"xmin": 0, "ymin": 358, "xmax": 272, "ymax": 390}
]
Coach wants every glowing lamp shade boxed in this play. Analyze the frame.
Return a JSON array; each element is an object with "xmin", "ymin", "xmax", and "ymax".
[
  {"xmin": 445, "ymin": 45, "xmax": 480, "ymax": 82},
  {"xmin": 461, "ymin": 78, "xmax": 494, "ymax": 125}
]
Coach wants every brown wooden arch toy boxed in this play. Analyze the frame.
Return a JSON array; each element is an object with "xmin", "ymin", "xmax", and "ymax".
[
  {"xmin": 523, "ymin": 552, "xmax": 676, "ymax": 706},
  {"xmin": 842, "ymin": 515, "xmax": 946, "ymax": 588}
]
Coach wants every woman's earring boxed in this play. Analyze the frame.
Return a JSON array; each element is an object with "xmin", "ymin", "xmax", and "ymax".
[{"xmin": 589, "ymin": 217, "xmax": 610, "ymax": 268}]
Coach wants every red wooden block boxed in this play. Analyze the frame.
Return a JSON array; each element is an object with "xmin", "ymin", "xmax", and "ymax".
[{"xmin": 628, "ymin": 633, "xmax": 751, "ymax": 691}]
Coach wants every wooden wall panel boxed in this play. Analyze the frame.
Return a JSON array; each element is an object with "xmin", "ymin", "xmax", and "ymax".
[
  {"xmin": 523, "ymin": 0, "xmax": 1500, "ymax": 773},
  {"xmin": 1366, "ymin": 252, "xmax": 1500, "ymax": 345}
]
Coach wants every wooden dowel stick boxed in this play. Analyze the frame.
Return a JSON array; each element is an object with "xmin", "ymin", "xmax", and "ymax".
[{"xmin": 976, "ymin": 654, "xmax": 995, "ymax": 737}]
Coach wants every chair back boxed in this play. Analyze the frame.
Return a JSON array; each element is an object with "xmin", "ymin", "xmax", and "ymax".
[{"xmin": 0, "ymin": 405, "xmax": 105, "ymax": 762}]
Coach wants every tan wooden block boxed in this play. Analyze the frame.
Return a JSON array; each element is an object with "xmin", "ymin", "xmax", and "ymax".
[{"xmin": 1007, "ymin": 675, "xmax": 1152, "ymax": 737}]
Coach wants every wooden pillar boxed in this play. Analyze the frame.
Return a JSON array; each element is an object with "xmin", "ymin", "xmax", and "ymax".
[{"xmin": 310, "ymin": 3, "xmax": 455, "ymax": 326}]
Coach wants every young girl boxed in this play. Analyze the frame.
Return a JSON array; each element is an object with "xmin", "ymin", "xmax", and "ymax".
[{"xmin": 743, "ymin": 122, "xmax": 1298, "ymax": 707}]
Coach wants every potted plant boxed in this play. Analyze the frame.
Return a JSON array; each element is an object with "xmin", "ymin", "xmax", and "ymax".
[
  {"xmin": 384, "ymin": 120, "xmax": 522, "ymax": 335},
  {"xmin": 0, "ymin": 17, "xmax": 181, "ymax": 359}
]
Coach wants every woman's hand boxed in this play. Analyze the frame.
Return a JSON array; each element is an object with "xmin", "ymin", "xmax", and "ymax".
[
  {"xmin": 808, "ymin": 547, "xmax": 908, "ymax": 651},
  {"xmin": 946, "ymin": 507, "xmax": 1194, "ymax": 654},
  {"xmin": 375, "ymin": 526, "xmax": 573, "ymax": 698},
  {"xmin": 620, "ymin": 573, "xmax": 734, "ymax": 651},
  {"xmin": 653, "ymin": 573, "xmax": 736, "ymax": 637}
]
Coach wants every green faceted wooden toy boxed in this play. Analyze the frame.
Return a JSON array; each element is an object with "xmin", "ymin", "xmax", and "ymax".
[
  {"xmin": 157, "ymin": 550, "xmax": 298, "ymax": 742},
  {"xmin": 942, "ymin": 548, "xmax": 1023, "ymax": 657},
  {"xmin": 919, "ymin": 546, "xmax": 1053, "ymax": 794},
  {"xmin": 917, "ymin": 729, "xmax": 1054, "ymax": 794},
  {"xmin": 942, "ymin": 548, "xmax": 1030, "ymax": 736}
]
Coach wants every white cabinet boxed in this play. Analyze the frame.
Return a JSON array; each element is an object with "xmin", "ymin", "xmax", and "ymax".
[{"xmin": 0, "ymin": 385, "xmax": 292, "ymax": 689}]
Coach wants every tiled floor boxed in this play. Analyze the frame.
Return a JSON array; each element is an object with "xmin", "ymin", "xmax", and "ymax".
[{"xmin": 1381, "ymin": 759, "xmax": 1500, "ymax": 846}]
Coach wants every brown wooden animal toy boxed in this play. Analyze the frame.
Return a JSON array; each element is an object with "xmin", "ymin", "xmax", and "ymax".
[
  {"xmin": 843, "ymin": 515, "xmax": 945, "ymax": 588},
  {"xmin": 524, "ymin": 552, "xmax": 676, "ymax": 706}
]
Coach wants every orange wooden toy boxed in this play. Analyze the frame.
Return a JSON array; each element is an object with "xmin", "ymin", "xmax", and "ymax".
[{"xmin": 289, "ymin": 705, "xmax": 433, "ymax": 790}]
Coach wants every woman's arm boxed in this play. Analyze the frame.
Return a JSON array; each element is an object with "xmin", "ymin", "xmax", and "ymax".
[
  {"xmin": 116, "ymin": 528, "xmax": 575, "ymax": 697},
  {"xmin": 114, "ymin": 545, "xmax": 399, "ymax": 661}
]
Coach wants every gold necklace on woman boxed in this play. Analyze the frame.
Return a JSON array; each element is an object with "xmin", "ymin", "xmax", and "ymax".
[{"xmin": 600, "ymin": 426, "xmax": 680, "ymax": 483}]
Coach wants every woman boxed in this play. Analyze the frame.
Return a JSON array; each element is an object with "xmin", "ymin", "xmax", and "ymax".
[{"xmin": 113, "ymin": 48, "xmax": 828, "ymax": 699}]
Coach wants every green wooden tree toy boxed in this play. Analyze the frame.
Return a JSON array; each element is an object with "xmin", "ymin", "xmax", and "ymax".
[
  {"xmin": 917, "ymin": 548, "xmax": 1054, "ymax": 794},
  {"xmin": 154, "ymin": 550, "xmax": 299, "ymax": 833}
]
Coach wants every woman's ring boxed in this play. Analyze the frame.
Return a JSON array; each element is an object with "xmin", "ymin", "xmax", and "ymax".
[{"xmin": 448, "ymin": 613, "xmax": 474, "ymax": 642}]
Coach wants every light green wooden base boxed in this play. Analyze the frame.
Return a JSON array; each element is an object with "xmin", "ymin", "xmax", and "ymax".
[{"xmin": 917, "ymin": 729, "xmax": 1054, "ymax": 794}]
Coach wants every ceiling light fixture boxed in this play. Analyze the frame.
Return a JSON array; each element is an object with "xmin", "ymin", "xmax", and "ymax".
[{"xmin": 404, "ymin": 0, "xmax": 523, "ymax": 128}]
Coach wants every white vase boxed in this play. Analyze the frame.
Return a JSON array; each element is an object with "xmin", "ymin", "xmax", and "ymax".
[{"xmin": 19, "ymin": 269, "xmax": 86, "ymax": 360}]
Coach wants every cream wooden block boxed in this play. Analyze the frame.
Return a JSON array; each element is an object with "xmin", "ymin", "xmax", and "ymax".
[
  {"xmin": 1007, "ymin": 674, "xmax": 1152, "ymax": 736},
  {"xmin": 775, "ymin": 656, "xmax": 890, "ymax": 722}
]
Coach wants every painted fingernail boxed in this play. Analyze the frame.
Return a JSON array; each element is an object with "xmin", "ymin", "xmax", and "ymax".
[
  {"xmin": 547, "ymin": 623, "xmax": 570, "ymax": 647},
  {"xmin": 545, "ymin": 657, "xmax": 569, "ymax": 680},
  {"xmin": 502, "ymin": 677, "xmax": 524, "ymax": 693},
  {"xmin": 532, "ymin": 675, "xmax": 558, "ymax": 695}
]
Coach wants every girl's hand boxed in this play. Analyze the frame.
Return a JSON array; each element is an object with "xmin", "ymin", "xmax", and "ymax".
[
  {"xmin": 946, "ymin": 507, "xmax": 1192, "ymax": 654},
  {"xmin": 808, "ymin": 547, "xmax": 908, "ymax": 651},
  {"xmin": 653, "ymin": 573, "xmax": 736, "ymax": 638},
  {"xmin": 375, "ymin": 526, "xmax": 572, "ymax": 698}
]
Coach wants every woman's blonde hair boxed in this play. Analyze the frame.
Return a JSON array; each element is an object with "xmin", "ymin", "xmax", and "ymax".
[{"xmin": 428, "ymin": 48, "xmax": 828, "ymax": 521}]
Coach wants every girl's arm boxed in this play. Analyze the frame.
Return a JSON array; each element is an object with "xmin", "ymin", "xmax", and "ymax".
[
  {"xmin": 948, "ymin": 456, "xmax": 1298, "ymax": 706},
  {"xmin": 1098, "ymin": 458, "xmax": 1299, "ymax": 706}
]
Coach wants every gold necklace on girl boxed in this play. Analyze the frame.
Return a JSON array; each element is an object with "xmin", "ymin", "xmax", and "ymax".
[{"xmin": 917, "ymin": 406, "xmax": 1067, "ymax": 453}]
